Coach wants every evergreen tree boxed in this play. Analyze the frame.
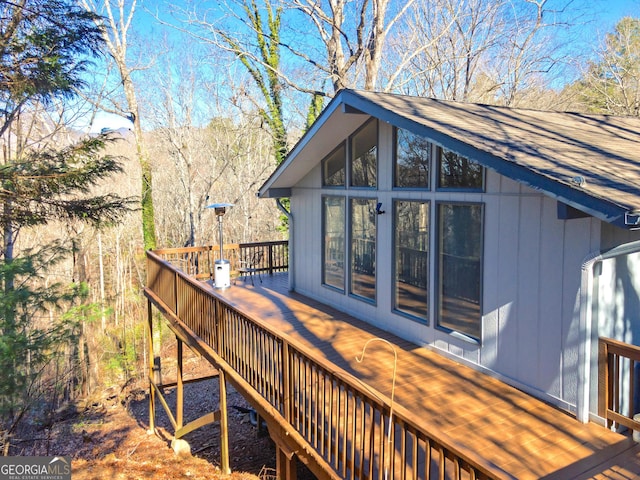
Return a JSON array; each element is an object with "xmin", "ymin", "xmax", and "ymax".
[
  {"xmin": 567, "ymin": 17, "xmax": 640, "ymax": 116},
  {"xmin": 0, "ymin": 0, "xmax": 132, "ymax": 451}
]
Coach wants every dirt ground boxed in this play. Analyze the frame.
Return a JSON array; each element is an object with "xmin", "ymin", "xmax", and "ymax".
[{"xmin": 9, "ymin": 350, "xmax": 315, "ymax": 479}]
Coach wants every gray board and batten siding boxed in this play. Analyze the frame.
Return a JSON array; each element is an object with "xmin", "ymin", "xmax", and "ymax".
[{"xmin": 258, "ymin": 89, "xmax": 640, "ymax": 419}]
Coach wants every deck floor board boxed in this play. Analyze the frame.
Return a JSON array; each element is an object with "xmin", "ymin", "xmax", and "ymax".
[{"xmin": 211, "ymin": 273, "xmax": 640, "ymax": 479}]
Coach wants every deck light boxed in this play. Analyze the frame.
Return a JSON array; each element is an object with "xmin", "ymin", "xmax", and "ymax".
[{"xmin": 206, "ymin": 202, "xmax": 234, "ymax": 288}]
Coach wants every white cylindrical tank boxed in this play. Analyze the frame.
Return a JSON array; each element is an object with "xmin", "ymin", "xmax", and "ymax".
[{"xmin": 214, "ymin": 260, "xmax": 230, "ymax": 289}]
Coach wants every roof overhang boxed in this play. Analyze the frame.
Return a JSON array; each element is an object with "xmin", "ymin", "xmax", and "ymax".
[
  {"xmin": 259, "ymin": 89, "xmax": 640, "ymax": 230},
  {"xmin": 258, "ymin": 93, "xmax": 370, "ymax": 199}
]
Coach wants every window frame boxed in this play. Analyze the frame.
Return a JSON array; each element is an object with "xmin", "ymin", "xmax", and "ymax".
[
  {"xmin": 393, "ymin": 127, "xmax": 432, "ymax": 190},
  {"xmin": 321, "ymin": 142, "xmax": 347, "ymax": 188},
  {"xmin": 318, "ymin": 119, "xmax": 488, "ymax": 344},
  {"xmin": 349, "ymin": 119, "xmax": 378, "ymax": 189},
  {"xmin": 349, "ymin": 196, "xmax": 377, "ymax": 304},
  {"xmin": 321, "ymin": 195, "xmax": 346, "ymax": 292},
  {"xmin": 435, "ymin": 146, "xmax": 485, "ymax": 192},
  {"xmin": 392, "ymin": 199, "xmax": 430, "ymax": 323},
  {"xmin": 434, "ymin": 201, "xmax": 484, "ymax": 342}
]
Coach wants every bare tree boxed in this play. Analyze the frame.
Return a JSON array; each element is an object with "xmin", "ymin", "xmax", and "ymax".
[
  {"xmin": 80, "ymin": 0, "xmax": 158, "ymax": 250},
  {"xmin": 388, "ymin": 0, "xmax": 576, "ymax": 106},
  {"xmin": 138, "ymin": 39, "xmax": 281, "ymax": 246},
  {"xmin": 166, "ymin": 0, "xmax": 418, "ymax": 163},
  {"xmin": 385, "ymin": 0, "xmax": 500, "ymax": 100},
  {"xmin": 286, "ymin": 0, "xmax": 416, "ymax": 92},
  {"xmin": 148, "ymin": 112, "xmax": 281, "ymax": 247},
  {"xmin": 488, "ymin": 0, "xmax": 576, "ymax": 106},
  {"xmin": 143, "ymin": 45, "xmax": 213, "ymax": 247},
  {"xmin": 163, "ymin": 0, "xmax": 292, "ymax": 164},
  {"xmin": 221, "ymin": 120, "xmax": 281, "ymax": 243}
]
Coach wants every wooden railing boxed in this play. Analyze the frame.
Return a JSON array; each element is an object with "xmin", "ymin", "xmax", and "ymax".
[
  {"xmin": 153, "ymin": 241, "xmax": 288, "ymax": 280},
  {"xmin": 145, "ymin": 250, "xmax": 511, "ymax": 480},
  {"xmin": 599, "ymin": 337, "xmax": 640, "ymax": 435}
]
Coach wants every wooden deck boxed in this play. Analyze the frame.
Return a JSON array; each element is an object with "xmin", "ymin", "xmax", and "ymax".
[{"xmin": 215, "ymin": 273, "xmax": 640, "ymax": 479}]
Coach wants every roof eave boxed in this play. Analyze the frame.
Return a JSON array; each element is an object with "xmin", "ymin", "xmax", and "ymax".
[
  {"xmin": 261, "ymin": 187, "xmax": 292, "ymax": 199},
  {"xmin": 258, "ymin": 89, "xmax": 640, "ymax": 229},
  {"xmin": 258, "ymin": 91, "xmax": 354, "ymax": 199},
  {"xmin": 337, "ymin": 91, "xmax": 638, "ymax": 229}
]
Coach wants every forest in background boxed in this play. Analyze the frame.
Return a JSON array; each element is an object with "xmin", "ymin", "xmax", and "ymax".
[{"xmin": 1, "ymin": 0, "xmax": 640, "ymax": 456}]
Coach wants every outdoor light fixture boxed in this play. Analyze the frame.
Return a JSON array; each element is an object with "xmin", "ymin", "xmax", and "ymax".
[{"xmin": 206, "ymin": 202, "xmax": 234, "ymax": 289}]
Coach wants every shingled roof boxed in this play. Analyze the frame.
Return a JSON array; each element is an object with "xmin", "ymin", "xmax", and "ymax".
[{"xmin": 259, "ymin": 89, "xmax": 640, "ymax": 229}]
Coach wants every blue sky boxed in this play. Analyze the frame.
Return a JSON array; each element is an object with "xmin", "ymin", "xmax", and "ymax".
[
  {"xmin": 87, "ymin": 0, "xmax": 640, "ymax": 132},
  {"xmin": 583, "ymin": 0, "xmax": 639, "ymax": 32}
]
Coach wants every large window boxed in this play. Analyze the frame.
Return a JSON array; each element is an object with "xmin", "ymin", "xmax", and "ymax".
[
  {"xmin": 436, "ymin": 203, "xmax": 483, "ymax": 340},
  {"xmin": 320, "ymin": 119, "xmax": 485, "ymax": 340},
  {"xmin": 394, "ymin": 200, "xmax": 429, "ymax": 320},
  {"xmin": 437, "ymin": 147, "xmax": 483, "ymax": 189},
  {"xmin": 322, "ymin": 196, "xmax": 345, "ymax": 290},
  {"xmin": 394, "ymin": 128, "xmax": 431, "ymax": 188},
  {"xmin": 350, "ymin": 198, "xmax": 377, "ymax": 301},
  {"xmin": 350, "ymin": 120, "xmax": 377, "ymax": 188},
  {"xmin": 322, "ymin": 143, "xmax": 346, "ymax": 187}
]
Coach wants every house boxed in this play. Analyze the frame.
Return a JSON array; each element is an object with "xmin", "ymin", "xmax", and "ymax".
[{"xmin": 258, "ymin": 88, "xmax": 640, "ymax": 425}]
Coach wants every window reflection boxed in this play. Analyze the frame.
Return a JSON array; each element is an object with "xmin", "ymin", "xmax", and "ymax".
[
  {"xmin": 437, "ymin": 147, "xmax": 483, "ymax": 189},
  {"xmin": 437, "ymin": 203, "xmax": 483, "ymax": 339},
  {"xmin": 394, "ymin": 201, "xmax": 429, "ymax": 320},
  {"xmin": 322, "ymin": 143, "xmax": 346, "ymax": 187},
  {"xmin": 351, "ymin": 120, "xmax": 377, "ymax": 188},
  {"xmin": 322, "ymin": 196, "xmax": 345, "ymax": 290},
  {"xmin": 395, "ymin": 129, "xmax": 431, "ymax": 188},
  {"xmin": 350, "ymin": 198, "xmax": 376, "ymax": 300}
]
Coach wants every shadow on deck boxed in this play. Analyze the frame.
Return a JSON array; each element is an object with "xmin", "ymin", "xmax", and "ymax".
[
  {"xmin": 145, "ymin": 252, "xmax": 640, "ymax": 480},
  {"xmin": 218, "ymin": 273, "xmax": 640, "ymax": 480}
]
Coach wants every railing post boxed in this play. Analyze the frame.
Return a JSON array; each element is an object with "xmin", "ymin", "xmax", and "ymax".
[
  {"xmin": 215, "ymin": 297, "xmax": 223, "ymax": 354},
  {"xmin": 598, "ymin": 338, "xmax": 607, "ymax": 421},
  {"xmin": 208, "ymin": 246, "xmax": 213, "ymax": 280},
  {"xmin": 173, "ymin": 269, "xmax": 179, "ymax": 317},
  {"xmin": 268, "ymin": 243, "xmax": 274, "ymax": 275},
  {"xmin": 282, "ymin": 341, "xmax": 291, "ymax": 423},
  {"xmin": 276, "ymin": 445, "xmax": 298, "ymax": 480}
]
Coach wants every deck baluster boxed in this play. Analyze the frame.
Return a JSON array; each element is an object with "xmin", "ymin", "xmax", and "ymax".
[{"xmin": 147, "ymin": 247, "xmax": 594, "ymax": 480}]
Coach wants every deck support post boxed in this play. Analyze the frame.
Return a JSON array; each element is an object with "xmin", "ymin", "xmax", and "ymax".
[
  {"xmin": 147, "ymin": 299, "xmax": 155, "ymax": 434},
  {"xmin": 218, "ymin": 370, "xmax": 231, "ymax": 474},
  {"xmin": 176, "ymin": 336, "xmax": 184, "ymax": 430},
  {"xmin": 276, "ymin": 445, "xmax": 297, "ymax": 480},
  {"xmin": 213, "ymin": 295, "xmax": 230, "ymax": 474},
  {"xmin": 171, "ymin": 337, "xmax": 192, "ymax": 457}
]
